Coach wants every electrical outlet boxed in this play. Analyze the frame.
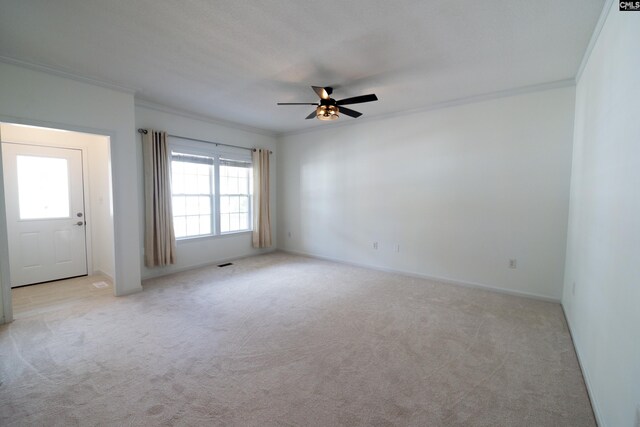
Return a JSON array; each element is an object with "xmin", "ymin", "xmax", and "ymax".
[
  {"xmin": 509, "ymin": 259, "xmax": 517, "ymax": 269},
  {"xmin": 373, "ymin": 242, "xmax": 378, "ymax": 250},
  {"xmin": 394, "ymin": 244, "xmax": 400, "ymax": 253},
  {"xmin": 287, "ymin": 231, "xmax": 292, "ymax": 238}
]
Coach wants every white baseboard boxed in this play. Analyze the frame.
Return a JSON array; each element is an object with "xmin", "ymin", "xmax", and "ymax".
[
  {"xmin": 92, "ymin": 269, "xmax": 114, "ymax": 283},
  {"xmin": 561, "ymin": 306, "xmax": 604, "ymax": 427},
  {"xmin": 278, "ymin": 248, "xmax": 560, "ymax": 303},
  {"xmin": 141, "ymin": 248, "xmax": 278, "ymax": 281},
  {"xmin": 115, "ymin": 285, "xmax": 143, "ymax": 297}
]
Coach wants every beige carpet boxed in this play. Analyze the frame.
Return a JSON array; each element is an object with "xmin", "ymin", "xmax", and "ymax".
[{"xmin": 0, "ymin": 252, "xmax": 595, "ymax": 426}]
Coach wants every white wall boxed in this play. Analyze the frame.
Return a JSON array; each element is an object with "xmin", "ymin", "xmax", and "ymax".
[
  {"xmin": 0, "ymin": 61, "xmax": 142, "ymax": 323},
  {"xmin": 562, "ymin": 3, "xmax": 640, "ymax": 426},
  {"xmin": 0, "ymin": 124, "xmax": 115, "ymax": 279},
  {"xmin": 135, "ymin": 104, "xmax": 277, "ymax": 279},
  {"xmin": 87, "ymin": 137, "xmax": 115, "ymax": 278},
  {"xmin": 278, "ymin": 87, "xmax": 575, "ymax": 300}
]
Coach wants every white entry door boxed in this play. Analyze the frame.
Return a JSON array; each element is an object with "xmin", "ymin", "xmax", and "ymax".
[{"xmin": 2, "ymin": 143, "xmax": 88, "ymax": 287}]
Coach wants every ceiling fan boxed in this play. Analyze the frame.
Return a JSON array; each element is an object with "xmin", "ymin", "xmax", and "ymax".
[{"xmin": 277, "ymin": 86, "xmax": 378, "ymax": 121}]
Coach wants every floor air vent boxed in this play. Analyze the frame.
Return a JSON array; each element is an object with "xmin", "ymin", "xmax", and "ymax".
[{"xmin": 218, "ymin": 262, "xmax": 233, "ymax": 267}]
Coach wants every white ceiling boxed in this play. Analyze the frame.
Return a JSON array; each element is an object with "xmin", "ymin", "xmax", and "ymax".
[{"xmin": 0, "ymin": 0, "xmax": 604, "ymax": 134}]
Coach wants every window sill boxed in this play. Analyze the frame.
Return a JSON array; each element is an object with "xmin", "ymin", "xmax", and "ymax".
[{"xmin": 176, "ymin": 230, "xmax": 252, "ymax": 244}]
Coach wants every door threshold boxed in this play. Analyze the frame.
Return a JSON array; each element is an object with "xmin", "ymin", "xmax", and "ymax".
[{"xmin": 11, "ymin": 274, "xmax": 89, "ymax": 289}]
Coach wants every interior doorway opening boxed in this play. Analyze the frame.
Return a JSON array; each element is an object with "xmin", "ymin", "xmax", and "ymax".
[{"xmin": 0, "ymin": 122, "xmax": 116, "ymax": 319}]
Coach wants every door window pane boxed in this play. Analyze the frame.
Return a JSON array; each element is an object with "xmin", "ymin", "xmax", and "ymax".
[{"xmin": 17, "ymin": 155, "xmax": 70, "ymax": 219}]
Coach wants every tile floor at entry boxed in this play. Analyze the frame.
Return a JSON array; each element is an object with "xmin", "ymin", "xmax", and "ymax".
[{"xmin": 11, "ymin": 274, "xmax": 114, "ymax": 319}]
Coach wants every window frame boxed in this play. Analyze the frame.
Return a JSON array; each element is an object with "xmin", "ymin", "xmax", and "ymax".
[
  {"xmin": 169, "ymin": 137, "xmax": 253, "ymax": 241},
  {"xmin": 218, "ymin": 157, "xmax": 253, "ymax": 234},
  {"xmin": 170, "ymin": 152, "xmax": 215, "ymax": 239}
]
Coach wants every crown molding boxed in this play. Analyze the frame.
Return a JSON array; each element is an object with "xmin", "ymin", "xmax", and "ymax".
[
  {"xmin": 134, "ymin": 98, "xmax": 277, "ymax": 138},
  {"xmin": 0, "ymin": 54, "xmax": 579, "ymax": 139},
  {"xmin": 279, "ymin": 78, "xmax": 576, "ymax": 138},
  {"xmin": 0, "ymin": 55, "xmax": 138, "ymax": 94},
  {"xmin": 0, "ymin": 55, "xmax": 276, "ymax": 137},
  {"xmin": 575, "ymin": 0, "xmax": 615, "ymax": 83}
]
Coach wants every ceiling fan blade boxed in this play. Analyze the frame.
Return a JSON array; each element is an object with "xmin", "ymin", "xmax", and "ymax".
[
  {"xmin": 312, "ymin": 86, "xmax": 330, "ymax": 100},
  {"xmin": 336, "ymin": 94, "xmax": 378, "ymax": 106},
  {"xmin": 339, "ymin": 106, "xmax": 363, "ymax": 118},
  {"xmin": 277, "ymin": 102, "xmax": 319, "ymax": 105},
  {"xmin": 305, "ymin": 110, "xmax": 317, "ymax": 120}
]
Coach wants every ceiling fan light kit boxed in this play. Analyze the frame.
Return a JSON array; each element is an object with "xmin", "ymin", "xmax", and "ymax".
[
  {"xmin": 278, "ymin": 86, "xmax": 378, "ymax": 121},
  {"xmin": 317, "ymin": 105, "xmax": 339, "ymax": 120}
]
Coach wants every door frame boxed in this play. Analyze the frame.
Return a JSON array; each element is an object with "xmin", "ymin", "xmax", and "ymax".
[
  {"xmin": 3, "ymin": 142, "xmax": 93, "ymax": 283},
  {"xmin": 0, "ymin": 117, "xmax": 116, "ymax": 323}
]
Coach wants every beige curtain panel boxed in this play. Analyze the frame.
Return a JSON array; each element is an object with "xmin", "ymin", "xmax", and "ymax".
[
  {"xmin": 142, "ymin": 130, "xmax": 177, "ymax": 267},
  {"xmin": 252, "ymin": 148, "xmax": 272, "ymax": 248}
]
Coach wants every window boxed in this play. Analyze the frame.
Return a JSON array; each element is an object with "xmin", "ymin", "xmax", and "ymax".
[
  {"xmin": 17, "ymin": 155, "xmax": 70, "ymax": 219},
  {"xmin": 170, "ymin": 140, "xmax": 252, "ymax": 239},
  {"xmin": 171, "ymin": 153, "xmax": 213, "ymax": 239},
  {"xmin": 219, "ymin": 159, "xmax": 252, "ymax": 233}
]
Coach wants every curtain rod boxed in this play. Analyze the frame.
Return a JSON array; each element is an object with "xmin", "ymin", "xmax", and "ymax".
[{"xmin": 137, "ymin": 129, "xmax": 272, "ymax": 154}]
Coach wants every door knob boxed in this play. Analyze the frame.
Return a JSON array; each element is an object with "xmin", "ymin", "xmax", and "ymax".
[{"xmin": 76, "ymin": 221, "xmax": 84, "ymax": 226}]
